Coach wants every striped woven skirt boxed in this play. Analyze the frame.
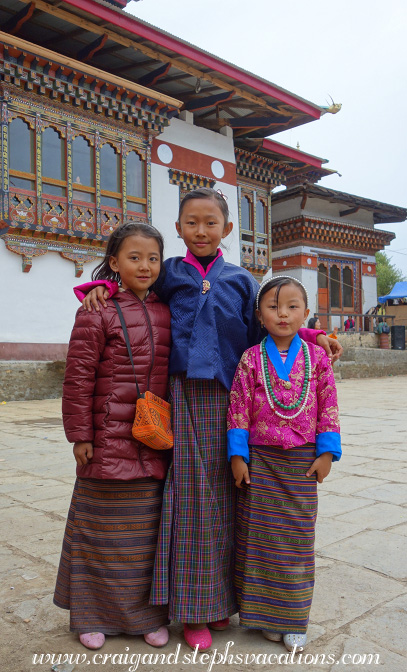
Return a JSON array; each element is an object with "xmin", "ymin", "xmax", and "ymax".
[
  {"xmin": 54, "ymin": 477, "xmax": 169, "ymax": 635},
  {"xmin": 150, "ymin": 374, "xmax": 238, "ymax": 622},
  {"xmin": 235, "ymin": 444, "xmax": 317, "ymax": 634}
]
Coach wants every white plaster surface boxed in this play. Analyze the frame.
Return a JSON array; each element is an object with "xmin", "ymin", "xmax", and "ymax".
[
  {"xmin": 156, "ymin": 117, "xmax": 236, "ymax": 163},
  {"xmin": 362, "ymin": 274, "xmax": 378, "ymax": 311},
  {"xmin": 0, "ymin": 242, "xmax": 98, "ymax": 343}
]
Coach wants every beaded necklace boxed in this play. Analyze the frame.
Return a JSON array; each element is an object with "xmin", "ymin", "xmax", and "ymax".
[{"xmin": 260, "ymin": 337, "xmax": 311, "ymax": 420}]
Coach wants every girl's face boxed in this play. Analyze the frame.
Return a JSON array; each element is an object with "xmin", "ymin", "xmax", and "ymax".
[
  {"xmin": 176, "ymin": 197, "xmax": 233, "ymax": 257},
  {"xmin": 315, "ymin": 318, "xmax": 321, "ymax": 330},
  {"xmin": 109, "ymin": 234, "xmax": 161, "ymax": 300},
  {"xmin": 256, "ymin": 283, "xmax": 310, "ymax": 348}
]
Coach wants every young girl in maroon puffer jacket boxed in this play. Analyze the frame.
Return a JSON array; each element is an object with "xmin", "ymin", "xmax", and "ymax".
[{"xmin": 54, "ymin": 222, "xmax": 171, "ymax": 650}]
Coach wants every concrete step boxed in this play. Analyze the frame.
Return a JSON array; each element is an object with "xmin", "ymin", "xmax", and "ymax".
[{"xmin": 334, "ymin": 348, "xmax": 407, "ymax": 379}]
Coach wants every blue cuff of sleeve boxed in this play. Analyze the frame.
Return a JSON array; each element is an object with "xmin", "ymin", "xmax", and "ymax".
[
  {"xmin": 227, "ymin": 429, "xmax": 250, "ymax": 464},
  {"xmin": 316, "ymin": 432, "xmax": 342, "ymax": 462}
]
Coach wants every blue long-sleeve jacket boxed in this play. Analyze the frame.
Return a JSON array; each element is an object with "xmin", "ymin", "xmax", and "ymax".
[{"xmin": 157, "ymin": 256, "xmax": 260, "ymax": 390}]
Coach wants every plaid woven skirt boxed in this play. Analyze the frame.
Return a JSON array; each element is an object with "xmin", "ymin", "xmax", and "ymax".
[
  {"xmin": 54, "ymin": 477, "xmax": 169, "ymax": 635},
  {"xmin": 150, "ymin": 374, "xmax": 238, "ymax": 622},
  {"xmin": 235, "ymin": 444, "xmax": 317, "ymax": 634}
]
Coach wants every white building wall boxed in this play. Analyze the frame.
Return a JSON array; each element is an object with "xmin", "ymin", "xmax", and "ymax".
[
  {"xmin": 362, "ymin": 275, "xmax": 378, "ymax": 312},
  {"xmin": 271, "ymin": 194, "xmax": 375, "ymax": 228},
  {"xmin": 157, "ymin": 117, "xmax": 236, "ymax": 163},
  {"xmin": 0, "ymin": 241, "xmax": 96, "ymax": 343}
]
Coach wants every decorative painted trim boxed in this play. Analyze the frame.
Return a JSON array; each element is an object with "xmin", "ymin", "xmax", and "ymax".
[
  {"xmin": 152, "ymin": 139, "xmax": 236, "ymax": 186},
  {"xmin": 273, "ymin": 253, "xmax": 318, "ymax": 272},
  {"xmin": 235, "ymin": 149, "xmax": 285, "ymax": 187},
  {"xmin": 272, "ymin": 215, "xmax": 394, "ymax": 254},
  {"xmin": 168, "ymin": 169, "xmax": 215, "ymax": 191},
  {"xmin": 3, "ymin": 229, "xmax": 105, "ymax": 275},
  {"xmin": 362, "ymin": 262, "xmax": 377, "ymax": 277}
]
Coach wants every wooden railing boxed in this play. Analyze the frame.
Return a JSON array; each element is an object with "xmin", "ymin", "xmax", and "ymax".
[{"xmin": 317, "ymin": 313, "xmax": 396, "ymax": 333}]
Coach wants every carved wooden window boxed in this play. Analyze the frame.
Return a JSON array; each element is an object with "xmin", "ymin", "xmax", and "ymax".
[
  {"xmin": 318, "ymin": 263, "xmax": 328, "ymax": 289},
  {"xmin": 9, "ymin": 117, "xmax": 35, "ymax": 191},
  {"xmin": 256, "ymin": 198, "xmax": 267, "ymax": 235},
  {"xmin": 72, "ymin": 135, "xmax": 95, "ymax": 203},
  {"xmin": 126, "ymin": 150, "xmax": 146, "ymax": 214},
  {"xmin": 343, "ymin": 266, "xmax": 354, "ymax": 308},
  {"xmin": 330, "ymin": 264, "xmax": 341, "ymax": 309},
  {"xmin": 100, "ymin": 142, "xmax": 121, "ymax": 208},
  {"xmin": 42, "ymin": 127, "xmax": 67, "ymax": 197},
  {"xmin": 241, "ymin": 195, "xmax": 252, "ymax": 231}
]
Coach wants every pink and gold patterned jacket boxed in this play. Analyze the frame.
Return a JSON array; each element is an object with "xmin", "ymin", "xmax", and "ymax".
[{"xmin": 227, "ymin": 334, "xmax": 341, "ymax": 461}]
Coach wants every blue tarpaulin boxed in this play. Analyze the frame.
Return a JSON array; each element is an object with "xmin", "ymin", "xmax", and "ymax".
[{"xmin": 378, "ymin": 281, "xmax": 407, "ymax": 303}]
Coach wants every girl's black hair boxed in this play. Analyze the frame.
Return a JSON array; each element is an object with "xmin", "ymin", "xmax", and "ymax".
[
  {"xmin": 92, "ymin": 221, "xmax": 165, "ymax": 284},
  {"xmin": 307, "ymin": 317, "xmax": 319, "ymax": 329},
  {"xmin": 257, "ymin": 276, "xmax": 308, "ymax": 310},
  {"xmin": 178, "ymin": 187, "xmax": 229, "ymax": 226}
]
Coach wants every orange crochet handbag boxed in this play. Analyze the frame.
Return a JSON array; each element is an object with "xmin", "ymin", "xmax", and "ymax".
[{"xmin": 113, "ymin": 300, "xmax": 173, "ymax": 450}]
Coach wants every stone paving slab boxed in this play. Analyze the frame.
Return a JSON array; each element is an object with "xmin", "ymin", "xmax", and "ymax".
[
  {"xmin": 310, "ymin": 562, "xmax": 405, "ymax": 629},
  {"xmin": 336, "ymin": 501, "xmax": 407, "ymax": 530},
  {"xmin": 355, "ymin": 483, "xmax": 407, "ymax": 505},
  {"xmin": 1, "ymin": 378, "xmax": 407, "ymax": 672},
  {"xmin": 318, "ymin": 529, "xmax": 407, "ymax": 580},
  {"xmin": 317, "ymin": 493, "xmax": 372, "ymax": 517},
  {"xmin": 348, "ymin": 592, "xmax": 407, "ymax": 658},
  {"xmin": 322, "ymin": 474, "xmax": 389, "ymax": 496}
]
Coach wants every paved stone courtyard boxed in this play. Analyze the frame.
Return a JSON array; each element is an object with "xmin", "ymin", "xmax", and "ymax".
[{"xmin": 1, "ymin": 377, "xmax": 406, "ymax": 671}]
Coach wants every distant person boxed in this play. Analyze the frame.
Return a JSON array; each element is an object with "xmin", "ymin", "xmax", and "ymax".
[
  {"xmin": 308, "ymin": 316, "xmax": 321, "ymax": 330},
  {"xmin": 376, "ymin": 317, "xmax": 390, "ymax": 334},
  {"xmin": 344, "ymin": 316, "xmax": 355, "ymax": 331},
  {"xmin": 328, "ymin": 326, "xmax": 339, "ymax": 339}
]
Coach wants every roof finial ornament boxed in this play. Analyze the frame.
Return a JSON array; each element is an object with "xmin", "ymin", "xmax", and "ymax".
[{"xmin": 322, "ymin": 95, "xmax": 342, "ymax": 115}]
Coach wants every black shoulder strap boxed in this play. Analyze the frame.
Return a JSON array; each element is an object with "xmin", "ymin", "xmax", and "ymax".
[{"xmin": 112, "ymin": 299, "xmax": 141, "ymax": 398}]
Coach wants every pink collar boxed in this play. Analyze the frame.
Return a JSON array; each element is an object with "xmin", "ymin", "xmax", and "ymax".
[{"xmin": 182, "ymin": 248, "xmax": 223, "ymax": 278}]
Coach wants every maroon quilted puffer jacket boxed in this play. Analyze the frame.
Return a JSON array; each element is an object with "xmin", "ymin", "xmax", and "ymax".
[{"xmin": 62, "ymin": 289, "xmax": 171, "ymax": 480}]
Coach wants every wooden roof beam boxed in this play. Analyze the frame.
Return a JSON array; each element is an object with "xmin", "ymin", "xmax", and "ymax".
[
  {"xmin": 339, "ymin": 206, "xmax": 360, "ymax": 217},
  {"xmin": 3, "ymin": 2, "xmax": 36, "ymax": 35},
  {"xmin": 20, "ymin": 0, "xmax": 288, "ymax": 112},
  {"xmin": 77, "ymin": 32, "xmax": 108, "ymax": 62}
]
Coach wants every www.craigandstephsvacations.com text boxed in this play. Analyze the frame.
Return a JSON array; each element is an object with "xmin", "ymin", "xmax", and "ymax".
[{"xmin": 32, "ymin": 642, "xmax": 381, "ymax": 670}]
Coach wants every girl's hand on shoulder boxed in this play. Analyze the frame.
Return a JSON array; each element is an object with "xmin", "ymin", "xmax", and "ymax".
[
  {"xmin": 82, "ymin": 287, "xmax": 110, "ymax": 312},
  {"xmin": 316, "ymin": 334, "xmax": 343, "ymax": 363},
  {"xmin": 306, "ymin": 453, "xmax": 333, "ymax": 483},
  {"xmin": 231, "ymin": 455, "xmax": 251, "ymax": 489},
  {"xmin": 73, "ymin": 442, "xmax": 94, "ymax": 466}
]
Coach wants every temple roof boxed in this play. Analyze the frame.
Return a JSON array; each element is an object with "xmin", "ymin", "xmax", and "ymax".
[
  {"xmin": 0, "ymin": 0, "xmax": 329, "ymax": 141},
  {"xmin": 271, "ymin": 183, "xmax": 407, "ymax": 225},
  {"xmin": 236, "ymin": 138, "xmax": 336, "ymax": 185}
]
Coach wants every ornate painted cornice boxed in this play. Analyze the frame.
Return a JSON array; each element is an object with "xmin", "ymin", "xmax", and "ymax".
[{"xmin": 272, "ymin": 216, "xmax": 395, "ymax": 254}]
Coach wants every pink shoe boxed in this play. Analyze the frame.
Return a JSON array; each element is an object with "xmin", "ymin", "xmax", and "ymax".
[
  {"xmin": 208, "ymin": 617, "xmax": 230, "ymax": 631},
  {"xmin": 144, "ymin": 626, "xmax": 169, "ymax": 648},
  {"xmin": 79, "ymin": 632, "xmax": 105, "ymax": 650},
  {"xmin": 184, "ymin": 624, "xmax": 212, "ymax": 651}
]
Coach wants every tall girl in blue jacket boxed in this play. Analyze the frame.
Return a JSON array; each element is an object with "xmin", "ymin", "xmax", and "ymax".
[{"xmin": 80, "ymin": 188, "xmax": 338, "ymax": 651}]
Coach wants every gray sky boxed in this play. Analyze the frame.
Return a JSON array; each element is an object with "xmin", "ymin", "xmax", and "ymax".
[{"xmin": 128, "ymin": 0, "xmax": 407, "ymax": 275}]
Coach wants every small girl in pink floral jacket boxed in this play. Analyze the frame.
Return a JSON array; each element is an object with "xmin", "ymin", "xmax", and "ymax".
[{"xmin": 227, "ymin": 275, "xmax": 341, "ymax": 654}]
